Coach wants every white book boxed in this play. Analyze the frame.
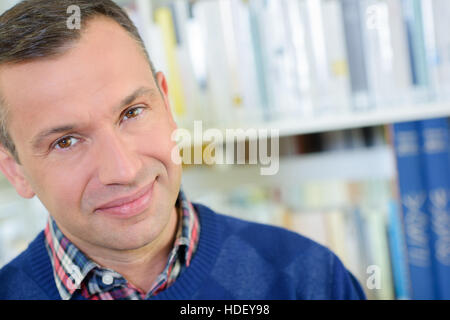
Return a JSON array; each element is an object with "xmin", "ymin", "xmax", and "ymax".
[
  {"xmin": 424, "ymin": 0, "xmax": 450, "ymax": 99},
  {"xmin": 249, "ymin": 0, "xmax": 304, "ymax": 121},
  {"xmin": 360, "ymin": 0, "xmax": 412, "ymax": 107},
  {"xmin": 292, "ymin": 182, "xmax": 330, "ymax": 248},
  {"xmin": 218, "ymin": 0, "xmax": 247, "ymax": 126},
  {"xmin": 171, "ymin": 0, "xmax": 211, "ymax": 129},
  {"xmin": 363, "ymin": 206, "xmax": 395, "ymax": 300},
  {"xmin": 323, "ymin": 180, "xmax": 365, "ymax": 283},
  {"xmin": 281, "ymin": 0, "xmax": 315, "ymax": 119},
  {"xmin": 300, "ymin": 0, "xmax": 338, "ymax": 115},
  {"xmin": 288, "ymin": 210, "xmax": 330, "ymax": 249},
  {"xmin": 130, "ymin": 0, "xmax": 169, "ymax": 78},
  {"xmin": 305, "ymin": 0, "xmax": 329, "ymax": 112},
  {"xmin": 343, "ymin": 208, "xmax": 368, "ymax": 289},
  {"xmin": 361, "ymin": 180, "xmax": 395, "ymax": 300},
  {"xmin": 326, "ymin": 210, "xmax": 349, "ymax": 266},
  {"xmin": 385, "ymin": 0, "xmax": 413, "ymax": 103},
  {"xmin": 299, "ymin": 0, "xmax": 354, "ymax": 116},
  {"xmin": 321, "ymin": 0, "xmax": 352, "ymax": 114},
  {"xmin": 191, "ymin": 0, "xmax": 235, "ymax": 128},
  {"xmin": 229, "ymin": 0, "xmax": 265, "ymax": 125}
]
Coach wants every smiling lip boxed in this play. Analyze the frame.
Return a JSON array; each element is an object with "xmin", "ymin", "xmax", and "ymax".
[{"xmin": 94, "ymin": 179, "xmax": 156, "ymax": 218}]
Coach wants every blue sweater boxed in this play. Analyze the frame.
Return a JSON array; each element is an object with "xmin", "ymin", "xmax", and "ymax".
[{"xmin": 0, "ymin": 203, "xmax": 366, "ymax": 300}]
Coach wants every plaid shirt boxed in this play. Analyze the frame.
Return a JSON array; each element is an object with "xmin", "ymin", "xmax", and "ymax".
[{"xmin": 44, "ymin": 188, "xmax": 200, "ymax": 300}]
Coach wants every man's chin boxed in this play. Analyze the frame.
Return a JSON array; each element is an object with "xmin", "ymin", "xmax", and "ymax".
[
  {"xmin": 93, "ymin": 204, "xmax": 175, "ymax": 252},
  {"xmin": 104, "ymin": 237, "xmax": 156, "ymax": 252}
]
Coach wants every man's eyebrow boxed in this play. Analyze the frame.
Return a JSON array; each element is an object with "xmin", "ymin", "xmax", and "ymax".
[
  {"xmin": 115, "ymin": 86, "xmax": 159, "ymax": 113},
  {"xmin": 30, "ymin": 87, "xmax": 159, "ymax": 150},
  {"xmin": 30, "ymin": 124, "xmax": 77, "ymax": 150}
]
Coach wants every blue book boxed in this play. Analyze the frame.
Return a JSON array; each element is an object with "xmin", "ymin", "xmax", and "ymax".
[
  {"xmin": 418, "ymin": 117, "xmax": 450, "ymax": 299},
  {"xmin": 401, "ymin": 0, "xmax": 429, "ymax": 87},
  {"xmin": 387, "ymin": 199, "xmax": 411, "ymax": 299},
  {"xmin": 392, "ymin": 121, "xmax": 435, "ymax": 299}
]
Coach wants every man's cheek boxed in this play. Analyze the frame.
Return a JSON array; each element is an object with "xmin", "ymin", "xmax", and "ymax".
[
  {"xmin": 139, "ymin": 128, "xmax": 176, "ymax": 158},
  {"xmin": 43, "ymin": 176, "xmax": 83, "ymax": 212}
]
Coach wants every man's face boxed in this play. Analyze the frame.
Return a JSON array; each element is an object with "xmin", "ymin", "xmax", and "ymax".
[{"xmin": 0, "ymin": 17, "xmax": 182, "ymax": 251}]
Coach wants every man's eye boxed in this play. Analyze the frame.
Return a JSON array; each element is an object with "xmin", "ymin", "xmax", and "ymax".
[
  {"xmin": 123, "ymin": 107, "xmax": 144, "ymax": 121},
  {"xmin": 54, "ymin": 136, "xmax": 79, "ymax": 150}
]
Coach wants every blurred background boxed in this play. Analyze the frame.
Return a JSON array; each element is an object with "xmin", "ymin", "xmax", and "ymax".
[{"xmin": 1, "ymin": 0, "xmax": 450, "ymax": 300}]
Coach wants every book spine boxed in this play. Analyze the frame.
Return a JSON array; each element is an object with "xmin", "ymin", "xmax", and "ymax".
[
  {"xmin": 385, "ymin": 0, "xmax": 413, "ymax": 103},
  {"xmin": 321, "ymin": 0, "xmax": 351, "ymax": 114},
  {"xmin": 359, "ymin": 0, "xmax": 412, "ymax": 106},
  {"xmin": 325, "ymin": 210, "xmax": 348, "ymax": 266},
  {"xmin": 248, "ymin": 0, "xmax": 278, "ymax": 121},
  {"xmin": 281, "ymin": 0, "xmax": 315, "ymax": 118},
  {"xmin": 357, "ymin": 180, "xmax": 395, "ymax": 299},
  {"xmin": 123, "ymin": 1, "xmax": 168, "ymax": 78},
  {"xmin": 170, "ymin": 0, "xmax": 202, "ymax": 128},
  {"xmin": 218, "ymin": 0, "xmax": 246, "ymax": 126},
  {"xmin": 387, "ymin": 199, "xmax": 412, "ymax": 299},
  {"xmin": 191, "ymin": 1, "xmax": 236, "ymax": 127},
  {"xmin": 363, "ymin": 205, "xmax": 395, "ymax": 299},
  {"xmin": 229, "ymin": 0, "xmax": 264, "ymax": 124},
  {"xmin": 302, "ymin": 0, "xmax": 330, "ymax": 115},
  {"xmin": 419, "ymin": 117, "xmax": 450, "ymax": 299},
  {"xmin": 247, "ymin": 0, "xmax": 271, "ymax": 121},
  {"xmin": 392, "ymin": 121, "xmax": 435, "ymax": 299},
  {"xmin": 340, "ymin": 0, "xmax": 371, "ymax": 110},
  {"xmin": 401, "ymin": 0, "xmax": 430, "ymax": 101},
  {"xmin": 426, "ymin": 0, "xmax": 450, "ymax": 98},
  {"xmin": 154, "ymin": 6, "xmax": 187, "ymax": 119},
  {"xmin": 251, "ymin": 0, "xmax": 303, "ymax": 120}
]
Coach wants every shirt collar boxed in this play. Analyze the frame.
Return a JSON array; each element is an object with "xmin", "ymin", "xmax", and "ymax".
[{"xmin": 44, "ymin": 187, "xmax": 199, "ymax": 300}]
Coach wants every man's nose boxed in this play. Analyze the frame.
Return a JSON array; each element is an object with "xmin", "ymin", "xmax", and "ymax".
[{"xmin": 95, "ymin": 131, "xmax": 142, "ymax": 186}]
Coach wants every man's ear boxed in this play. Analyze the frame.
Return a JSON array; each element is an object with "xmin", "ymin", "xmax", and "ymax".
[
  {"xmin": 0, "ymin": 146, "xmax": 35, "ymax": 199},
  {"xmin": 155, "ymin": 71, "xmax": 177, "ymax": 126}
]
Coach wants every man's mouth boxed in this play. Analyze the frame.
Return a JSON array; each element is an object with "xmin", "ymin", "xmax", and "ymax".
[{"xmin": 94, "ymin": 178, "xmax": 157, "ymax": 218}]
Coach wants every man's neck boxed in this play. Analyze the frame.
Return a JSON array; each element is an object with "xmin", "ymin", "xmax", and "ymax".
[{"xmin": 64, "ymin": 206, "xmax": 179, "ymax": 293}]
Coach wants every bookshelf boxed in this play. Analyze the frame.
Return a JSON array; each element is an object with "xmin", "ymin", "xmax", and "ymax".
[
  {"xmin": 181, "ymin": 145, "xmax": 395, "ymax": 198},
  {"xmin": 112, "ymin": 0, "xmax": 450, "ymax": 149},
  {"xmin": 180, "ymin": 100, "xmax": 450, "ymax": 148}
]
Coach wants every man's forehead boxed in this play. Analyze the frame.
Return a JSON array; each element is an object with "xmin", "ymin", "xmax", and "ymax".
[
  {"xmin": 0, "ymin": 17, "xmax": 155, "ymax": 141},
  {"xmin": 1, "ymin": 17, "xmax": 150, "ymax": 102}
]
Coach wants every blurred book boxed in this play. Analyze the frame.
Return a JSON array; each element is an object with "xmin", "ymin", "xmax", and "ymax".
[
  {"xmin": 392, "ymin": 117, "xmax": 450, "ymax": 299},
  {"xmin": 361, "ymin": 0, "xmax": 412, "ymax": 106},
  {"xmin": 420, "ymin": 0, "xmax": 450, "ymax": 99},
  {"xmin": 392, "ymin": 121, "xmax": 435, "ymax": 299},
  {"xmin": 340, "ymin": 0, "xmax": 371, "ymax": 110},
  {"xmin": 154, "ymin": 5, "xmax": 187, "ymax": 120},
  {"xmin": 418, "ymin": 118, "xmax": 450, "ymax": 299}
]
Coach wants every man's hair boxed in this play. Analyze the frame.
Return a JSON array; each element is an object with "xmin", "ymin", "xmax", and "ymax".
[{"xmin": 0, "ymin": 0, "xmax": 157, "ymax": 162}]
